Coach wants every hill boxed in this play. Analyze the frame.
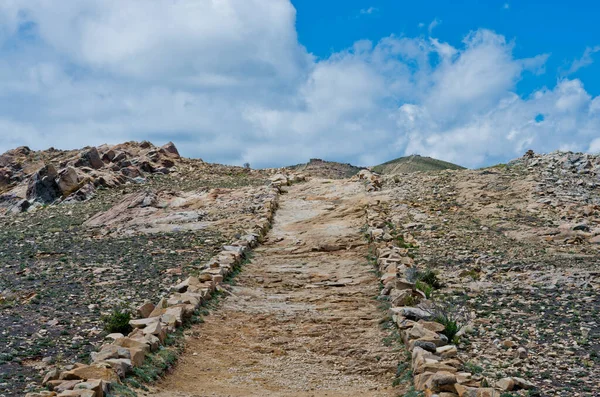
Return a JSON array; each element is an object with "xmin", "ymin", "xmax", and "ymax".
[
  {"xmin": 372, "ymin": 154, "xmax": 465, "ymax": 174},
  {"xmin": 287, "ymin": 158, "xmax": 363, "ymax": 179}
]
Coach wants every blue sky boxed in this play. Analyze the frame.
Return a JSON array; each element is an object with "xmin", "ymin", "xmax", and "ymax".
[
  {"xmin": 294, "ymin": 0, "xmax": 600, "ymax": 96},
  {"xmin": 0, "ymin": 0, "xmax": 599, "ymax": 168}
]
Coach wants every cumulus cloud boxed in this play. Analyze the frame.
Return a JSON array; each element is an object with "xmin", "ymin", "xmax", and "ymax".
[{"xmin": 0, "ymin": 0, "xmax": 599, "ymax": 168}]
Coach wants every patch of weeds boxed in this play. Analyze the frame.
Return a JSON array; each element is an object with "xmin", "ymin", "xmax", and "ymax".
[
  {"xmin": 396, "ymin": 235, "xmax": 418, "ymax": 250},
  {"xmin": 416, "ymin": 268, "xmax": 442, "ymax": 289},
  {"xmin": 102, "ymin": 308, "xmax": 132, "ymax": 334},
  {"xmin": 429, "ymin": 303, "xmax": 462, "ymax": 341},
  {"xmin": 393, "ymin": 357, "xmax": 413, "ymax": 386},
  {"xmin": 415, "ymin": 280, "xmax": 433, "ymax": 299},
  {"xmin": 106, "ymin": 383, "xmax": 138, "ymax": 397},
  {"xmin": 459, "ymin": 269, "xmax": 481, "ymax": 281},
  {"xmin": 463, "ymin": 361, "xmax": 484, "ymax": 374}
]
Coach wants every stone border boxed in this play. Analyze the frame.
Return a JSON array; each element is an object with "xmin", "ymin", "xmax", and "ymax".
[
  {"xmin": 356, "ymin": 170, "xmax": 536, "ymax": 397},
  {"xmin": 25, "ymin": 172, "xmax": 305, "ymax": 397}
]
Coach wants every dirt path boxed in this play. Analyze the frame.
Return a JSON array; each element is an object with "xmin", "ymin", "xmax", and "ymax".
[{"xmin": 150, "ymin": 179, "xmax": 400, "ymax": 397}]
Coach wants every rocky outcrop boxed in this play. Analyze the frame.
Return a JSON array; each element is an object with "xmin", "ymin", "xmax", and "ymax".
[{"xmin": 0, "ymin": 141, "xmax": 185, "ymax": 212}]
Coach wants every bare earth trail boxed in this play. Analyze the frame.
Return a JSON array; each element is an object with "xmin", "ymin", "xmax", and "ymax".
[{"xmin": 150, "ymin": 178, "xmax": 400, "ymax": 397}]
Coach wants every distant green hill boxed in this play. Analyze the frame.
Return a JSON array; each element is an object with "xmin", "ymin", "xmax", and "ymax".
[{"xmin": 372, "ymin": 155, "xmax": 465, "ymax": 174}]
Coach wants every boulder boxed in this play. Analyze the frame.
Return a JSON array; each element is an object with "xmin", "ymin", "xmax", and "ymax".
[
  {"xmin": 74, "ymin": 379, "xmax": 105, "ymax": 397},
  {"xmin": 104, "ymin": 358, "xmax": 133, "ymax": 377},
  {"xmin": 26, "ymin": 164, "xmax": 60, "ymax": 203},
  {"xmin": 57, "ymin": 167, "xmax": 80, "ymax": 197},
  {"xmin": 74, "ymin": 148, "xmax": 103, "ymax": 169},
  {"xmin": 160, "ymin": 142, "xmax": 180, "ymax": 158},
  {"xmin": 60, "ymin": 365, "xmax": 119, "ymax": 382},
  {"xmin": 137, "ymin": 302, "xmax": 155, "ymax": 318}
]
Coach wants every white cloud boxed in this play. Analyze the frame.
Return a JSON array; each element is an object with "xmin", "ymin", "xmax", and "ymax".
[
  {"xmin": 360, "ymin": 7, "xmax": 378, "ymax": 15},
  {"xmin": 504, "ymin": 3, "xmax": 510, "ymax": 9},
  {"xmin": 566, "ymin": 45, "xmax": 600, "ymax": 75},
  {"xmin": 0, "ymin": 1, "xmax": 599, "ymax": 168},
  {"xmin": 428, "ymin": 18, "xmax": 441, "ymax": 35}
]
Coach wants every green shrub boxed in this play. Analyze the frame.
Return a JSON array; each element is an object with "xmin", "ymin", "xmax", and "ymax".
[
  {"xmin": 415, "ymin": 280, "xmax": 434, "ymax": 299},
  {"xmin": 417, "ymin": 268, "xmax": 442, "ymax": 289},
  {"xmin": 430, "ymin": 304, "xmax": 462, "ymax": 341},
  {"xmin": 102, "ymin": 308, "xmax": 132, "ymax": 334}
]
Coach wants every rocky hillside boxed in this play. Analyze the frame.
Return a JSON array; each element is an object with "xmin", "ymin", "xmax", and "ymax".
[
  {"xmin": 1, "ymin": 146, "xmax": 599, "ymax": 397},
  {"xmin": 372, "ymin": 154, "xmax": 465, "ymax": 174},
  {"xmin": 366, "ymin": 150, "xmax": 599, "ymax": 396},
  {"xmin": 287, "ymin": 158, "xmax": 363, "ymax": 179},
  {"xmin": 0, "ymin": 141, "xmax": 186, "ymax": 214},
  {"xmin": 0, "ymin": 142, "xmax": 277, "ymax": 396}
]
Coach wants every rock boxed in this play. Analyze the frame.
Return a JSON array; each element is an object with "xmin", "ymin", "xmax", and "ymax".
[
  {"xmin": 572, "ymin": 223, "xmax": 590, "ymax": 232},
  {"xmin": 129, "ymin": 317, "xmax": 160, "ymax": 329},
  {"xmin": 127, "ymin": 347, "xmax": 146, "ymax": 367},
  {"xmin": 25, "ymin": 392, "xmax": 57, "ymax": 397},
  {"xmin": 104, "ymin": 358, "xmax": 133, "ymax": 378},
  {"xmin": 54, "ymin": 380, "xmax": 83, "ymax": 392},
  {"xmin": 104, "ymin": 333, "xmax": 124, "ymax": 341},
  {"xmin": 26, "ymin": 164, "xmax": 60, "ymax": 203},
  {"xmin": 501, "ymin": 339, "xmax": 516, "ymax": 349},
  {"xmin": 60, "ymin": 365, "xmax": 119, "ymax": 382},
  {"xmin": 161, "ymin": 142, "xmax": 180, "ymax": 158},
  {"xmin": 10, "ymin": 198, "xmax": 30, "ymax": 213},
  {"xmin": 414, "ymin": 340, "xmax": 437, "ymax": 353},
  {"xmin": 428, "ymin": 371, "xmax": 457, "ymax": 391},
  {"xmin": 64, "ymin": 182, "xmax": 95, "ymax": 202},
  {"xmin": 401, "ymin": 307, "xmax": 432, "ymax": 321},
  {"xmin": 414, "ymin": 371, "xmax": 435, "ymax": 391},
  {"xmin": 512, "ymin": 377, "xmax": 536, "ymax": 390},
  {"xmin": 74, "ymin": 379, "xmax": 105, "ymax": 397},
  {"xmin": 436, "ymin": 345, "xmax": 458, "ymax": 358},
  {"xmin": 137, "ymin": 302, "xmax": 155, "ymax": 318},
  {"xmin": 75, "ymin": 147, "xmax": 103, "ymax": 169},
  {"xmin": 57, "ymin": 390, "xmax": 95, "ymax": 397},
  {"xmin": 171, "ymin": 276, "xmax": 200, "ymax": 293},
  {"xmin": 43, "ymin": 368, "xmax": 60, "ymax": 385},
  {"xmin": 120, "ymin": 166, "xmax": 142, "ymax": 178},
  {"xmin": 57, "ymin": 167, "xmax": 80, "ymax": 197},
  {"xmin": 419, "ymin": 320, "xmax": 446, "ymax": 333},
  {"xmin": 495, "ymin": 377, "xmax": 515, "ymax": 391},
  {"xmin": 90, "ymin": 345, "xmax": 129, "ymax": 363},
  {"xmin": 101, "ymin": 149, "xmax": 116, "ymax": 163},
  {"xmin": 515, "ymin": 346, "xmax": 528, "ymax": 358}
]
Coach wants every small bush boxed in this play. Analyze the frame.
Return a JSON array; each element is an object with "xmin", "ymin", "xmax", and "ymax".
[
  {"xmin": 102, "ymin": 308, "xmax": 132, "ymax": 334},
  {"xmin": 415, "ymin": 280, "xmax": 434, "ymax": 299},
  {"xmin": 417, "ymin": 268, "xmax": 442, "ymax": 289},
  {"xmin": 463, "ymin": 361, "xmax": 484, "ymax": 374},
  {"xmin": 429, "ymin": 304, "xmax": 462, "ymax": 341}
]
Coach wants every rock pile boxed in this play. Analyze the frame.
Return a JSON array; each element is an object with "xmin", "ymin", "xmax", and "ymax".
[
  {"xmin": 24, "ymin": 172, "xmax": 305, "ymax": 397},
  {"xmin": 0, "ymin": 141, "xmax": 182, "ymax": 214},
  {"xmin": 354, "ymin": 169, "xmax": 382, "ymax": 192}
]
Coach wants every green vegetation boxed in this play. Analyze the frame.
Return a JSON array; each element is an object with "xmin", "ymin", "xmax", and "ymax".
[
  {"xmin": 102, "ymin": 309, "xmax": 132, "ymax": 334},
  {"xmin": 431, "ymin": 305, "xmax": 462, "ymax": 342}
]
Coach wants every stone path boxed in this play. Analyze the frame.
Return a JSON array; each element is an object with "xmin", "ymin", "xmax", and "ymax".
[{"xmin": 150, "ymin": 178, "xmax": 400, "ymax": 397}]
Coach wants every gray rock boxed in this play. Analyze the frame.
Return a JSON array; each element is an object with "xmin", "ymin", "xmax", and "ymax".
[{"xmin": 26, "ymin": 164, "xmax": 60, "ymax": 203}]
